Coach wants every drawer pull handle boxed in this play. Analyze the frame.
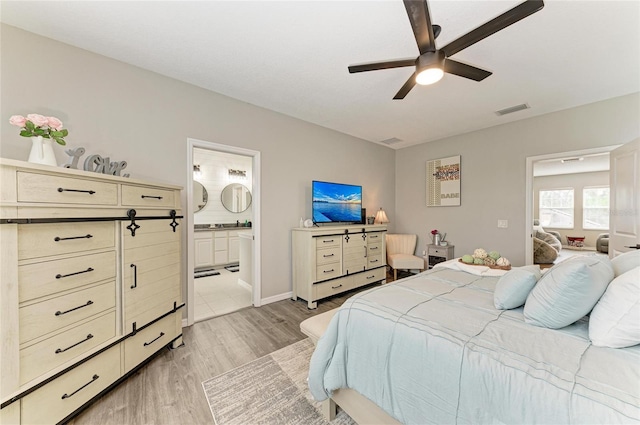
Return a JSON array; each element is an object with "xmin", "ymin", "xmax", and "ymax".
[
  {"xmin": 55, "ymin": 334, "xmax": 94, "ymax": 354},
  {"xmin": 55, "ymin": 300, "xmax": 94, "ymax": 316},
  {"xmin": 366, "ymin": 275, "xmax": 376, "ymax": 279},
  {"xmin": 56, "ymin": 267, "xmax": 94, "ymax": 279},
  {"xmin": 54, "ymin": 234, "xmax": 93, "ymax": 242},
  {"xmin": 144, "ymin": 332, "xmax": 165, "ymax": 347},
  {"xmin": 61, "ymin": 374, "xmax": 99, "ymax": 400},
  {"xmin": 323, "ymin": 269, "xmax": 334, "ymax": 273},
  {"xmin": 141, "ymin": 195, "xmax": 163, "ymax": 200},
  {"xmin": 130, "ymin": 264, "xmax": 138, "ymax": 289},
  {"xmin": 370, "ymin": 247, "xmax": 379, "ymax": 250},
  {"xmin": 332, "ymin": 284, "xmax": 343, "ymax": 289},
  {"xmin": 370, "ymin": 259, "xmax": 379, "ymax": 263},
  {"xmin": 323, "ymin": 239, "xmax": 334, "ymax": 243},
  {"xmin": 57, "ymin": 187, "xmax": 96, "ymax": 195},
  {"xmin": 323, "ymin": 254, "xmax": 334, "ymax": 258}
]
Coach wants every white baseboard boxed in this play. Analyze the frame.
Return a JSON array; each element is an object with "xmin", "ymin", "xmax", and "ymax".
[
  {"xmin": 260, "ymin": 291, "xmax": 293, "ymax": 306},
  {"xmin": 238, "ymin": 278, "xmax": 252, "ymax": 291}
]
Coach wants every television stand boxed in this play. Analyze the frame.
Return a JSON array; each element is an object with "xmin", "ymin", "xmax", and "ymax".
[{"xmin": 292, "ymin": 224, "xmax": 387, "ymax": 308}]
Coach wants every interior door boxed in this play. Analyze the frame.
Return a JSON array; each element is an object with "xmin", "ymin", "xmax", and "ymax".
[{"xmin": 609, "ymin": 137, "xmax": 640, "ymax": 257}]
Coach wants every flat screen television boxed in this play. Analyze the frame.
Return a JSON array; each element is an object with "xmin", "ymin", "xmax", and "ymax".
[{"xmin": 312, "ymin": 180, "xmax": 362, "ymax": 224}]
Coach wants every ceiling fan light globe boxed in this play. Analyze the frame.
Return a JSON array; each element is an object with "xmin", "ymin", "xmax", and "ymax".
[{"xmin": 416, "ymin": 68, "xmax": 444, "ymax": 85}]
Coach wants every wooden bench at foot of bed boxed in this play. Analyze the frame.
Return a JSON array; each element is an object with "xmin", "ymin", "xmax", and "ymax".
[{"xmin": 300, "ymin": 309, "xmax": 401, "ymax": 425}]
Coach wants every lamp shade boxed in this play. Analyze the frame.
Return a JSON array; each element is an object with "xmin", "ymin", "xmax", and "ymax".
[{"xmin": 375, "ymin": 208, "xmax": 389, "ymax": 224}]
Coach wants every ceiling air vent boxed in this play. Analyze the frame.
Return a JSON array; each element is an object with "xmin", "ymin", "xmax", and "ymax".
[
  {"xmin": 379, "ymin": 137, "xmax": 402, "ymax": 146},
  {"xmin": 495, "ymin": 103, "xmax": 530, "ymax": 116}
]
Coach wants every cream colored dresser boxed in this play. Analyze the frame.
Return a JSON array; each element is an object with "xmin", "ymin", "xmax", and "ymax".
[
  {"xmin": 0, "ymin": 158, "xmax": 183, "ymax": 424},
  {"xmin": 292, "ymin": 225, "xmax": 387, "ymax": 308}
]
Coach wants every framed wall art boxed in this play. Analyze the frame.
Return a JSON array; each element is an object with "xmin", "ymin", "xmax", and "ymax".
[{"xmin": 426, "ymin": 155, "xmax": 461, "ymax": 207}]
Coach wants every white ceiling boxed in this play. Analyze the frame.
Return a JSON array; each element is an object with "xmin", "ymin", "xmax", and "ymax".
[{"xmin": 2, "ymin": 1, "xmax": 639, "ymax": 149}]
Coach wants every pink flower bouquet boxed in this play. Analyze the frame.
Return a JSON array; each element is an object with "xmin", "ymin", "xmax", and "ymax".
[{"xmin": 9, "ymin": 114, "xmax": 68, "ymax": 145}]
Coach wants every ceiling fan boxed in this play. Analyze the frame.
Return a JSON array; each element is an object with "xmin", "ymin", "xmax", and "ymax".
[{"xmin": 348, "ymin": 0, "xmax": 544, "ymax": 99}]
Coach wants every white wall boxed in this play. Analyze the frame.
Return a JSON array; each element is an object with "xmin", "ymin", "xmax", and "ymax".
[
  {"xmin": 533, "ymin": 171, "xmax": 609, "ymax": 248},
  {"xmin": 0, "ymin": 24, "xmax": 396, "ymax": 300},
  {"xmin": 193, "ymin": 148, "xmax": 253, "ymax": 226},
  {"xmin": 395, "ymin": 93, "xmax": 640, "ymax": 266}
]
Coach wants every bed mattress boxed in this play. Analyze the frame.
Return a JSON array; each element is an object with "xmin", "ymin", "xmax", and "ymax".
[{"xmin": 308, "ymin": 266, "xmax": 640, "ymax": 424}]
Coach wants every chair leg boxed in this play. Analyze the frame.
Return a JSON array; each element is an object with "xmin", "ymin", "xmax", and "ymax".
[{"xmin": 394, "ymin": 269, "xmax": 397, "ymax": 281}]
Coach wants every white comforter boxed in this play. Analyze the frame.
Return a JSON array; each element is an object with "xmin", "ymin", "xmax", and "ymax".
[{"xmin": 308, "ymin": 266, "xmax": 640, "ymax": 424}]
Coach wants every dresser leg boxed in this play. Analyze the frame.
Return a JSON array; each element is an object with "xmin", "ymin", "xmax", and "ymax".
[
  {"xmin": 170, "ymin": 336, "xmax": 184, "ymax": 349},
  {"xmin": 307, "ymin": 300, "xmax": 317, "ymax": 309}
]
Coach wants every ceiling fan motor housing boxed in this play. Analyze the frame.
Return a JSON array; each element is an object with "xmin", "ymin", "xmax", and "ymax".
[{"xmin": 417, "ymin": 50, "xmax": 445, "ymax": 72}]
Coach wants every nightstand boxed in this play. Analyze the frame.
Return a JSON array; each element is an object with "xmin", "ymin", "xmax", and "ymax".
[{"xmin": 426, "ymin": 244, "xmax": 455, "ymax": 269}]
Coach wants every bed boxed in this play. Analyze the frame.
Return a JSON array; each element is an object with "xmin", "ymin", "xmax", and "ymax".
[{"xmin": 307, "ymin": 257, "xmax": 640, "ymax": 424}]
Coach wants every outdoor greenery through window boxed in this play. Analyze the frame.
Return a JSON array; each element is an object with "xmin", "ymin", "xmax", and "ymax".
[
  {"xmin": 583, "ymin": 186, "xmax": 610, "ymax": 230},
  {"xmin": 539, "ymin": 189, "xmax": 574, "ymax": 228}
]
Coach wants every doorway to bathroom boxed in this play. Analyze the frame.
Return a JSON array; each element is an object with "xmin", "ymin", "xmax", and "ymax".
[{"xmin": 186, "ymin": 139, "xmax": 261, "ymax": 325}]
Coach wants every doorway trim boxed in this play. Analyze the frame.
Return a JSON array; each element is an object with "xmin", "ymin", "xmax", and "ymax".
[
  {"xmin": 186, "ymin": 138, "xmax": 261, "ymax": 326},
  {"xmin": 525, "ymin": 145, "xmax": 620, "ymax": 265}
]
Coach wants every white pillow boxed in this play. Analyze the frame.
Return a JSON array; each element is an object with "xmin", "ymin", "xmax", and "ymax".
[
  {"xmin": 589, "ymin": 266, "xmax": 640, "ymax": 348},
  {"xmin": 611, "ymin": 250, "xmax": 640, "ymax": 277},
  {"xmin": 494, "ymin": 266, "xmax": 541, "ymax": 310},
  {"xmin": 524, "ymin": 256, "xmax": 614, "ymax": 329}
]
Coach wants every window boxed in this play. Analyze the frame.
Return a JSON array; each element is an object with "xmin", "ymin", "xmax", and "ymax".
[
  {"xmin": 539, "ymin": 189, "xmax": 574, "ymax": 228},
  {"xmin": 583, "ymin": 186, "xmax": 610, "ymax": 230}
]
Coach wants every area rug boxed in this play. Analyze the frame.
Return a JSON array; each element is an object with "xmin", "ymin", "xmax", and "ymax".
[{"xmin": 202, "ymin": 338, "xmax": 354, "ymax": 425}]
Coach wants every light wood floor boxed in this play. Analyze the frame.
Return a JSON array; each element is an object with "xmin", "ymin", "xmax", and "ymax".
[{"xmin": 67, "ymin": 281, "xmax": 387, "ymax": 425}]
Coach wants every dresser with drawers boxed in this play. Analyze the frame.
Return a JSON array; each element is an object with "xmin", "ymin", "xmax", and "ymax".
[
  {"xmin": 292, "ymin": 225, "xmax": 387, "ymax": 308},
  {"xmin": 0, "ymin": 158, "xmax": 183, "ymax": 424}
]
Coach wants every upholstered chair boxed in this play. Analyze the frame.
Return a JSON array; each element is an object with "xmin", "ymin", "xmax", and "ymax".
[
  {"xmin": 385, "ymin": 234, "xmax": 424, "ymax": 281},
  {"xmin": 596, "ymin": 233, "xmax": 609, "ymax": 253}
]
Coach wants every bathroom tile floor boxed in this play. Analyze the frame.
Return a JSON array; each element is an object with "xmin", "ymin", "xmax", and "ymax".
[{"xmin": 194, "ymin": 268, "xmax": 252, "ymax": 322}]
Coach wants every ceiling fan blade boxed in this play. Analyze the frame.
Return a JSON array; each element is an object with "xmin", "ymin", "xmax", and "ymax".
[
  {"xmin": 441, "ymin": 0, "xmax": 544, "ymax": 57},
  {"xmin": 403, "ymin": 0, "xmax": 436, "ymax": 54},
  {"xmin": 443, "ymin": 59, "xmax": 492, "ymax": 81},
  {"xmin": 393, "ymin": 73, "xmax": 417, "ymax": 100},
  {"xmin": 348, "ymin": 58, "xmax": 416, "ymax": 74}
]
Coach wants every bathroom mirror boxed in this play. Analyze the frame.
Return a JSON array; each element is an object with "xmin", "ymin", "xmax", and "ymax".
[
  {"xmin": 194, "ymin": 181, "xmax": 208, "ymax": 213},
  {"xmin": 221, "ymin": 183, "xmax": 252, "ymax": 213}
]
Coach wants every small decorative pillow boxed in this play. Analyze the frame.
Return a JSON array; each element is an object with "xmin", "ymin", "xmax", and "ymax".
[
  {"xmin": 494, "ymin": 265, "xmax": 542, "ymax": 310},
  {"xmin": 524, "ymin": 256, "xmax": 614, "ymax": 329},
  {"xmin": 589, "ymin": 266, "xmax": 640, "ymax": 348},
  {"xmin": 535, "ymin": 231, "xmax": 561, "ymax": 252},
  {"xmin": 533, "ymin": 237, "xmax": 558, "ymax": 264},
  {"xmin": 611, "ymin": 249, "xmax": 640, "ymax": 277}
]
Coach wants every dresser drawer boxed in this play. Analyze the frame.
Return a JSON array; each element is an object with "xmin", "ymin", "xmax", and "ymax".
[
  {"xmin": 18, "ymin": 222, "xmax": 115, "ymax": 260},
  {"xmin": 315, "ymin": 276, "xmax": 354, "ymax": 299},
  {"xmin": 367, "ymin": 232, "xmax": 384, "ymax": 243},
  {"xmin": 316, "ymin": 235, "xmax": 341, "ymax": 249},
  {"xmin": 121, "ymin": 184, "xmax": 176, "ymax": 208},
  {"xmin": 123, "ymin": 312, "xmax": 180, "ymax": 373},
  {"xmin": 367, "ymin": 241, "xmax": 382, "ymax": 255},
  {"xmin": 21, "ymin": 344, "xmax": 121, "ymax": 425},
  {"xmin": 316, "ymin": 246, "xmax": 341, "ymax": 265},
  {"xmin": 19, "ymin": 251, "xmax": 116, "ymax": 303},
  {"xmin": 20, "ymin": 281, "xmax": 116, "ymax": 344},
  {"xmin": 429, "ymin": 246, "xmax": 452, "ymax": 257},
  {"xmin": 20, "ymin": 311, "xmax": 116, "ymax": 385},
  {"xmin": 17, "ymin": 172, "xmax": 117, "ymax": 205},
  {"xmin": 315, "ymin": 262, "xmax": 341, "ymax": 282},
  {"xmin": 367, "ymin": 254, "xmax": 384, "ymax": 269},
  {"xmin": 358, "ymin": 267, "xmax": 386, "ymax": 287}
]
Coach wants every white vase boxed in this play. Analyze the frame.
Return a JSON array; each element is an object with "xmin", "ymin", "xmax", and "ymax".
[{"xmin": 27, "ymin": 136, "xmax": 57, "ymax": 166}]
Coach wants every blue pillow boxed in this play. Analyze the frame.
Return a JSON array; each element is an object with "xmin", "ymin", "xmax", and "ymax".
[
  {"xmin": 494, "ymin": 266, "xmax": 541, "ymax": 310},
  {"xmin": 524, "ymin": 256, "xmax": 614, "ymax": 329}
]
